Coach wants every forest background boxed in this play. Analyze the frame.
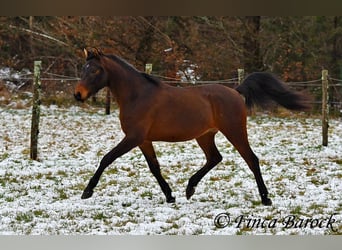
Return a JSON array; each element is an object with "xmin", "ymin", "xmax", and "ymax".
[{"xmin": 0, "ymin": 16, "xmax": 341, "ymax": 111}]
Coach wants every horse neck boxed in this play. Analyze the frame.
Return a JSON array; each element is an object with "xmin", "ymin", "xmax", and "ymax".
[{"xmin": 103, "ymin": 59, "xmax": 153, "ymax": 108}]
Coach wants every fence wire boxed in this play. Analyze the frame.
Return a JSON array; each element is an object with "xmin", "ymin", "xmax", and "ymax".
[
  {"xmin": 1, "ymin": 69, "xmax": 342, "ymax": 111},
  {"xmin": 1, "ymin": 71, "xmax": 342, "ymax": 86}
]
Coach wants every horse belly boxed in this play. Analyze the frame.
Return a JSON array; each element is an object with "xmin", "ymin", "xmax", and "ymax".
[{"xmin": 147, "ymin": 102, "xmax": 215, "ymax": 142}]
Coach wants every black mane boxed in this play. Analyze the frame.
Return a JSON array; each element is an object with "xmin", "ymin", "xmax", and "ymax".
[
  {"xmin": 141, "ymin": 73, "xmax": 161, "ymax": 85},
  {"xmin": 105, "ymin": 54, "xmax": 161, "ymax": 86}
]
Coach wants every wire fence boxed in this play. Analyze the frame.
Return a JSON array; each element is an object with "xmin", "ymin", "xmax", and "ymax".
[
  {"xmin": 0, "ymin": 72, "xmax": 80, "ymax": 82},
  {"xmin": 1, "ymin": 68, "xmax": 342, "ymax": 114},
  {"xmin": 1, "ymin": 70, "xmax": 342, "ymax": 87}
]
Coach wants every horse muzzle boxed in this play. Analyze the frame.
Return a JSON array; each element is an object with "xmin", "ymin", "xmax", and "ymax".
[
  {"xmin": 74, "ymin": 82, "xmax": 90, "ymax": 102},
  {"xmin": 74, "ymin": 92, "xmax": 84, "ymax": 102}
]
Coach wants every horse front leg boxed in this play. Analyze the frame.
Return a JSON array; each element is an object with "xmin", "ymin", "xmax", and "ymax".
[{"xmin": 81, "ymin": 135, "xmax": 142, "ymax": 199}]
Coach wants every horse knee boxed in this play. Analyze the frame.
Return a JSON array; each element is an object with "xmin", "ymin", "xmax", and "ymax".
[
  {"xmin": 215, "ymin": 153, "xmax": 223, "ymax": 164},
  {"xmin": 210, "ymin": 152, "xmax": 222, "ymax": 166}
]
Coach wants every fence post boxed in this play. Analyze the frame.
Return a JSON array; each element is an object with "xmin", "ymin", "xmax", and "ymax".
[
  {"xmin": 145, "ymin": 63, "xmax": 153, "ymax": 74},
  {"xmin": 105, "ymin": 87, "xmax": 111, "ymax": 115},
  {"xmin": 30, "ymin": 60, "xmax": 42, "ymax": 160},
  {"xmin": 322, "ymin": 69, "xmax": 329, "ymax": 146},
  {"xmin": 238, "ymin": 68, "xmax": 244, "ymax": 85}
]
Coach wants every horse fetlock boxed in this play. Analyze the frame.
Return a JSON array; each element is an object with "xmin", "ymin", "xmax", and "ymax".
[
  {"xmin": 166, "ymin": 196, "xmax": 176, "ymax": 203},
  {"xmin": 186, "ymin": 185, "xmax": 196, "ymax": 200},
  {"xmin": 261, "ymin": 194, "xmax": 272, "ymax": 206},
  {"xmin": 81, "ymin": 189, "xmax": 94, "ymax": 199}
]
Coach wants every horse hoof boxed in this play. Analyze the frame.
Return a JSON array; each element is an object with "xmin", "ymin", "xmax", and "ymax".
[
  {"xmin": 262, "ymin": 197, "xmax": 272, "ymax": 206},
  {"xmin": 81, "ymin": 190, "xmax": 93, "ymax": 199},
  {"xmin": 167, "ymin": 196, "xmax": 176, "ymax": 203},
  {"xmin": 186, "ymin": 186, "xmax": 195, "ymax": 200}
]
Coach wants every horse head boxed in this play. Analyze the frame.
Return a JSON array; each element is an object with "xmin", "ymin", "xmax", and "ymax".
[{"xmin": 74, "ymin": 48, "xmax": 108, "ymax": 102}]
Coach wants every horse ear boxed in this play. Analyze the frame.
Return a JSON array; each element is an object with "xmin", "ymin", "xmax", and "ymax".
[
  {"xmin": 83, "ymin": 48, "xmax": 88, "ymax": 59},
  {"xmin": 84, "ymin": 47, "xmax": 103, "ymax": 60},
  {"xmin": 93, "ymin": 48, "xmax": 103, "ymax": 57}
]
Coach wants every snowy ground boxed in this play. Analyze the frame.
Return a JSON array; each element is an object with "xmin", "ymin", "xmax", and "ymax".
[{"xmin": 0, "ymin": 105, "xmax": 341, "ymax": 235}]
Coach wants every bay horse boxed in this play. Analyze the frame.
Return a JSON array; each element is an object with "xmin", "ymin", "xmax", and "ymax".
[{"xmin": 74, "ymin": 48, "xmax": 310, "ymax": 206}]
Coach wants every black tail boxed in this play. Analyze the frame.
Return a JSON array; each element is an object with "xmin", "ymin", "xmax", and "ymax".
[{"xmin": 235, "ymin": 72, "xmax": 311, "ymax": 111}]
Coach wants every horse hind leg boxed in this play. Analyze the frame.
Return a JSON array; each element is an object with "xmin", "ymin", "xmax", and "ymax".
[
  {"xmin": 221, "ymin": 125, "xmax": 272, "ymax": 206},
  {"xmin": 186, "ymin": 132, "xmax": 223, "ymax": 200},
  {"xmin": 139, "ymin": 142, "xmax": 175, "ymax": 203}
]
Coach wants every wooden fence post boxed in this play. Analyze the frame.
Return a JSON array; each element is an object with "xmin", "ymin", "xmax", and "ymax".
[
  {"xmin": 322, "ymin": 69, "xmax": 329, "ymax": 146},
  {"xmin": 238, "ymin": 68, "xmax": 244, "ymax": 85},
  {"xmin": 145, "ymin": 63, "xmax": 153, "ymax": 74},
  {"xmin": 105, "ymin": 87, "xmax": 111, "ymax": 115},
  {"xmin": 30, "ymin": 60, "xmax": 42, "ymax": 160}
]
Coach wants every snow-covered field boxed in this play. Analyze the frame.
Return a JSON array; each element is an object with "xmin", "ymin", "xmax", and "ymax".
[{"xmin": 0, "ymin": 105, "xmax": 341, "ymax": 235}]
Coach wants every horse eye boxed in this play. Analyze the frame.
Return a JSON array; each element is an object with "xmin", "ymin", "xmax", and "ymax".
[{"xmin": 89, "ymin": 68, "xmax": 101, "ymax": 75}]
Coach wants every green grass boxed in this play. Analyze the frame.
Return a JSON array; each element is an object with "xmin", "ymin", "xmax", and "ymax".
[
  {"xmin": 16, "ymin": 212, "xmax": 34, "ymax": 223},
  {"xmin": 290, "ymin": 205, "xmax": 303, "ymax": 215},
  {"xmin": 93, "ymin": 212, "xmax": 108, "ymax": 220},
  {"xmin": 33, "ymin": 210, "xmax": 50, "ymax": 218},
  {"xmin": 0, "ymin": 152, "xmax": 10, "ymax": 160},
  {"xmin": 141, "ymin": 190, "xmax": 153, "ymax": 200},
  {"xmin": 5, "ymin": 196, "xmax": 14, "ymax": 202},
  {"xmin": 55, "ymin": 189, "xmax": 68, "ymax": 200}
]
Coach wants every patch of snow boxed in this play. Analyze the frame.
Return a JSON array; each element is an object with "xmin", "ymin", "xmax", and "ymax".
[{"xmin": 0, "ymin": 106, "xmax": 341, "ymax": 235}]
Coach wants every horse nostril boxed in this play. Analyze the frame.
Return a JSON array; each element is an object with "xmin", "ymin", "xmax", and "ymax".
[{"xmin": 74, "ymin": 92, "xmax": 82, "ymax": 101}]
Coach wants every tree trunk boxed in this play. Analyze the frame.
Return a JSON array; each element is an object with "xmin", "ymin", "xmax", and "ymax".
[
  {"xmin": 242, "ymin": 16, "xmax": 263, "ymax": 72},
  {"xmin": 332, "ymin": 16, "xmax": 342, "ymax": 79},
  {"xmin": 29, "ymin": 16, "xmax": 35, "ymax": 55}
]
